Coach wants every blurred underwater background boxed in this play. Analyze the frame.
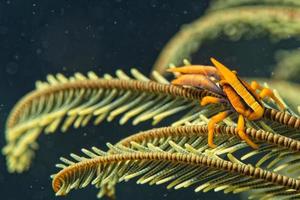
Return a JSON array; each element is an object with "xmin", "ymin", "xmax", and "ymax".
[{"xmin": 1, "ymin": 0, "xmax": 300, "ymax": 200}]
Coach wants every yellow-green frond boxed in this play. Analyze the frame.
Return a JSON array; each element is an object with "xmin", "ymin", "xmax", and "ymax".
[
  {"xmin": 51, "ymin": 132, "xmax": 300, "ymax": 199},
  {"xmin": 2, "ymin": 69, "xmax": 221, "ymax": 173}
]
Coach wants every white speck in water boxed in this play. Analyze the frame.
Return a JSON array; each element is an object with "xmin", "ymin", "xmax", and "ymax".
[
  {"xmin": 14, "ymin": 54, "xmax": 19, "ymax": 60},
  {"xmin": 36, "ymin": 48, "xmax": 42, "ymax": 55},
  {"xmin": 86, "ymin": 25, "xmax": 91, "ymax": 30},
  {"xmin": 0, "ymin": 104, "xmax": 4, "ymax": 111}
]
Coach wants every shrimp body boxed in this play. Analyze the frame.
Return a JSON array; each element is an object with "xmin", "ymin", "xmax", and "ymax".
[
  {"xmin": 211, "ymin": 58, "xmax": 264, "ymax": 121},
  {"xmin": 169, "ymin": 58, "xmax": 285, "ymax": 149}
]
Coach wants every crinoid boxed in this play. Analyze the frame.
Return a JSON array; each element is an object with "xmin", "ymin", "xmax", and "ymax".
[
  {"xmin": 3, "ymin": 65, "xmax": 300, "ymax": 200},
  {"xmin": 153, "ymin": 0, "xmax": 300, "ymax": 77}
]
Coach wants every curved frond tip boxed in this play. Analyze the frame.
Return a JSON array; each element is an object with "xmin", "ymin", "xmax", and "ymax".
[
  {"xmin": 51, "ymin": 124, "xmax": 300, "ymax": 199},
  {"xmin": 4, "ymin": 67, "xmax": 300, "ymax": 200},
  {"xmin": 51, "ymin": 137, "xmax": 300, "ymax": 199},
  {"xmin": 2, "ymin": 69, "xmax": 221, "ymax": 173}
]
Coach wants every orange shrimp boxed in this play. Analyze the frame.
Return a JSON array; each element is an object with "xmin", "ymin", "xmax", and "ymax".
[{"xmin": 169, "ymin": 58, "xmax": 285, "ymax": 149}]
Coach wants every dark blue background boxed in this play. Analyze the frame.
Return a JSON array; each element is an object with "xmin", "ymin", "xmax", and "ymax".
[{"xmin": 0, "ymin": 0, "xmax": 287, "ymax": 199}]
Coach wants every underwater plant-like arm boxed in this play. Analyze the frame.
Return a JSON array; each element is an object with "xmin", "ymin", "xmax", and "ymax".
[
  {"xmin": 51, "ymin": 124, "xmax": 300, "ymax": 199},
  {"xmin": 153, "ymin": 6, "xmax": 300, "ymax": 75},
  {"xmin": 4, "ymin": 68, "xmax": 300, "ymax": 174},
  {"xmin": 51, "ymin": 123, "xmax": 300, "ymax": 199},
  {"xmin": 2, "ymin": 69, "xmax": 222, "ymax": 173}
]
